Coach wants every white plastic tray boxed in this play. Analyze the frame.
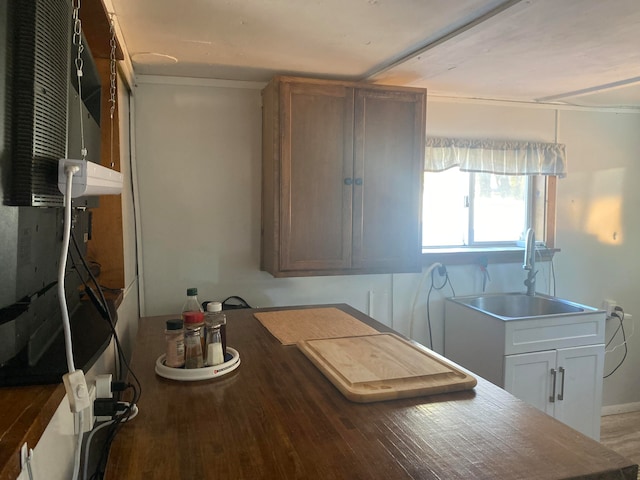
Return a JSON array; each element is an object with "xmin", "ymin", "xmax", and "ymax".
[{"xmin": 155, "ymin": 347, "xmax": 240, "ymax": 381}]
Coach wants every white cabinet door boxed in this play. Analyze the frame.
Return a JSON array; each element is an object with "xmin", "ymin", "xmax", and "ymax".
[
  {"xmin": 504, "ymin": 345, "xmax": 605, "ymax": 440},
  {"xmin": 504, "ymin": 350, "xmax": 556, "ymax": 416},
  {"xmin": 554, "ymin": 344, "xmax": 604, "ymax": 440}
]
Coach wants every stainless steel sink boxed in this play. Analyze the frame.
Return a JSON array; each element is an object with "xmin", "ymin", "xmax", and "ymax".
[{"xmin": 448, "ymin": 292, "xmax": 601, "ymax": 320}]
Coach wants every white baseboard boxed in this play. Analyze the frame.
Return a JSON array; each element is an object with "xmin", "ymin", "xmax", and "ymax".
[{"xmin": 601, "ymin": 402, "xmax": 640, "ymax": 416}]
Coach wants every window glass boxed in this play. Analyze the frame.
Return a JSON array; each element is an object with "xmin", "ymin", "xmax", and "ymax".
[
  {"xmin": 422, "ymin": 169, "xmax": 469, "ymax": 247},
  {"xmin": 423, "ymin": 170, "xmax": 529, "ymax": 248},
  {"xmin": 472, "ymin": 173, "xmax": 527, "ymax": 243}
]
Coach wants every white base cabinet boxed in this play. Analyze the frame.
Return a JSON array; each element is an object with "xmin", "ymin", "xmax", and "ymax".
[
  {"xmin": 444, "ymin": 299, "xmax": 605, "ymax": 440},
  {"xmin": 504, "ymin": 345, "xmax": 604, "ymax": 439}
]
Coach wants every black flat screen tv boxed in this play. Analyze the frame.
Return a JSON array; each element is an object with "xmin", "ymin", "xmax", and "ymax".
[{"xmin": 0, "ymin": 0, "xmax": 112, "ymax": 385}]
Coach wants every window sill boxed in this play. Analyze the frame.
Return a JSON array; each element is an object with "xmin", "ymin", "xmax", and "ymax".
[{"xmin": 421, "ymin": 246, "xmax": 560, "ymax": 267}]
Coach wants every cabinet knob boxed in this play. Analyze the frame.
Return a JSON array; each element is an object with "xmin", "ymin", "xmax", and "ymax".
[
  {"xmin": 344, "ymin": 178, "xmax": 353, "ymax": 186},
  {"xmin": 354, "ymin": 178, "xmax": 363, "ymax": 186}
]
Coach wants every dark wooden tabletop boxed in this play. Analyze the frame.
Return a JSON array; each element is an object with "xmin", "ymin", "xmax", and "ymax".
[{"xmin": 105, "ymin": 304, "xmax": 638, "ymax": 480}]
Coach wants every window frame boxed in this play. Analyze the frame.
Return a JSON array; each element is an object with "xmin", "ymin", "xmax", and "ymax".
[{"xmin": 421, "ymin": 175, "xmax": 559, "ymax": 266}]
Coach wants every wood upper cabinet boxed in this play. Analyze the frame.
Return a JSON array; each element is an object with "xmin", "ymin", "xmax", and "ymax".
[{"xmin": 261, "ymin": 76, "xmax": 425, "ymax": 277}]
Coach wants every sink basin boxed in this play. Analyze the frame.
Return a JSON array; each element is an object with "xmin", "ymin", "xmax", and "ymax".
[{"xmin": 448, "ymin": 293, "xmax": 601, "ymax": 320}]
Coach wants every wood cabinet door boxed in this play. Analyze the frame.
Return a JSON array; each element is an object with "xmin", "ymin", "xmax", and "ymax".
[
  {"xmin": 352, "ymin": 89, "xmax": 424, "ymax": 272},
  {"xmin": 279, "ymin": 82, "xmax": 354, "ymax": 271}
]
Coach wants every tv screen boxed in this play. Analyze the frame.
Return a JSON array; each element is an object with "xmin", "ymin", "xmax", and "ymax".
[{"xmin": 0, "ymin": 0, "xmax": 112, "ymax": 385}]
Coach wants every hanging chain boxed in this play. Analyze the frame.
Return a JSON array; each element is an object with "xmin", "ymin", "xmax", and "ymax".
[
  {"xmin": 72, "ymin": 0, "xmax": 87, "ymax": 160},
  {"xmin": 109, "ymin": 16, "xmax": 117, "ymax": 168}
]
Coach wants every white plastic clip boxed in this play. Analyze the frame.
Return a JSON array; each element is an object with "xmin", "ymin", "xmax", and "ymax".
[{"xmin": 20, "ymin": 443, "xmax": 34, "ymax": 478}]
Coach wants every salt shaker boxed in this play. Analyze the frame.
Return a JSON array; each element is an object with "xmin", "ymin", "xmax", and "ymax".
[
  {"xmin": 205, "ymin": 327, "xmax": 224, "ymax": 366},
  {"xmin": 204, "ymin": 301, "xmax": 227, "ymax": 356}
]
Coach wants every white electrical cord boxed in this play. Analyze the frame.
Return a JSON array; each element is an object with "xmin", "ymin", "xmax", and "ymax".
[
  {"xmin": 409, "ymin": 262, "xmax": 442, "ymax": 339},
  {"xmin": 25, "ymin": 448, "xmax": 34, "ymax": 480},
  {"xmin": 118, "ymin": 402, "xmax": 139, "ymax": 421},
  {"xmin": 58, "ymin": 166, "xmax": 80, "ymax": 373},
  {"xmin": 71, "ymin": 410, "xmax": 84, "ymax": 480},
  {"xmin": 59, "ymin": 166, "xmax": 87, "ymax": 480}
]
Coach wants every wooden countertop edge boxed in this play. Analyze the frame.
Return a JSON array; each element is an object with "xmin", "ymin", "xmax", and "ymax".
[{"xmin": 0, "ymin": 384, "xmax": 65, "ymax": 480}]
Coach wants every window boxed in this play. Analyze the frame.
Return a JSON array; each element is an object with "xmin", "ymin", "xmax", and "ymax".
[
  {"xmin": 423, "ymin": 170, "xmax": 531, "ymax": 247},
  {"xmin": 422, "ymin": 137, "xmax": 564, "ymax": 263}
]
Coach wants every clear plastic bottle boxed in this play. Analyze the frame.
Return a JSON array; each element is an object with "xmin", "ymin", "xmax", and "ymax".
[
  {"xmin": 164, "ymin": 319, "xmax": 185, "ymax": 368},
  {"xmin": 183, "ymin": 311, "xmax": 205, "ymax": 369},
  {"xmin": 204, "ymin": 301, "xmax": 227, "ymax": 357},
  {"xmin": 182, "ymin": 287, "xmax": 203, "ymax": 319},
  {"xmin": 205, "ymin": 327, "xmax": 224, "ymax": 366}
]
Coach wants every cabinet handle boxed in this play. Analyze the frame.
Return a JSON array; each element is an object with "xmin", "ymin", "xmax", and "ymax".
[
  {"xmin": 354, "ymin": 178, "xmax": 363, "ymax": 186},
  {"xmin": 549, "ymin": 368, "xmax": 557, "ymax": 403},
  {"xmin": 558, "ymin": 367, "xmax": 565, "ymax": 401},
  {"xmin": 344, "ymin": 178, "xmax": 353, "ymax": 186}
]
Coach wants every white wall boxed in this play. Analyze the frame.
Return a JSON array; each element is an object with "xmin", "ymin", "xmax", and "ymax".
[
  {"xmin": 555, "ymin": 109, "xmax": 640, "ymax": 409},
  {"xmin": 133, "ymin": 76, "xmax": 640, "ymax": 409}
]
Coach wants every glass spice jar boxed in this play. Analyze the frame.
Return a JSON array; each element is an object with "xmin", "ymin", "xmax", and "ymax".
[
  {"xmin": 183, "ymin": 311, "xmax": 205, "ymax": 369},
  {"xmin": 164, "ymin": 319, "xmax": 185, "ymax": 368}
]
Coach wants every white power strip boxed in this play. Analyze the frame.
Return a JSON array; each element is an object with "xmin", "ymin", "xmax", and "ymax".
[{"xmin": 58, "ymin": 158, "xmax": 123, "ymax": 198}]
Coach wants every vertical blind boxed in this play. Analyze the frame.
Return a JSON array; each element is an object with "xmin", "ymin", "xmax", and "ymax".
[{"xmin": 425, "ymin": 137, "xmax": 567, "ymax": 177}]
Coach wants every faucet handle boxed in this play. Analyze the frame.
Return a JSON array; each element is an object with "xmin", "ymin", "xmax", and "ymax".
[{"xmin": 524, "ymin": 269, "xmax": 538, "ymax": 292}]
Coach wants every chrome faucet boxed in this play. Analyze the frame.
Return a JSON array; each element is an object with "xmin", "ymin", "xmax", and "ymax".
[{"xmin": 523, "ymin": 228, "xmax": 537, "ymax": 295}]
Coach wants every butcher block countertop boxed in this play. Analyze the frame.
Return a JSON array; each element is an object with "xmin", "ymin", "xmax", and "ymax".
[{"xmin": 106, "ymin": 304, "xmax": 638, "ymax": 480}]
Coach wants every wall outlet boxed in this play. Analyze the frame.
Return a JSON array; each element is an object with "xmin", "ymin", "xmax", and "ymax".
[{"xmin": 603, "ymin": 299, "xmax": 617, "ymax": 317}]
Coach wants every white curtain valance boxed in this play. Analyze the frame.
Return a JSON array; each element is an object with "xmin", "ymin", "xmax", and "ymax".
[{"xmin": 425, "ymin": 137, "xmax": 567, "ymax": 177}]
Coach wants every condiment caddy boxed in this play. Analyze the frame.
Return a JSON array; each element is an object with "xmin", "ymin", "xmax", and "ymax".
[
  {"xmin": 155, "ymin": 288, "xmax": 240, "ymax": 382},
  {"xmin": 155, "ymin": 347, "xmax": 241, "ymax": 382}
]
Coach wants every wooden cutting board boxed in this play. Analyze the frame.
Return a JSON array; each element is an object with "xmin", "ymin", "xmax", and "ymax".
[
  {"xmin": 254, "ymin": 308, "xmax": 380, "ymax": 345},
  {"xmin": 297, "ymin": 333, "xmax": 477, "ymax": 403}
]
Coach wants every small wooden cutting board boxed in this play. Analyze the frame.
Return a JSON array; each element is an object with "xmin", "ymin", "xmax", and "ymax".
[
  {"xmin": 254, "ymin": 307, "xmax": 379, "ymax": 345},
  {"xmin": 297, "ymin": 333, "xmax": 476, "ymax": 403}
]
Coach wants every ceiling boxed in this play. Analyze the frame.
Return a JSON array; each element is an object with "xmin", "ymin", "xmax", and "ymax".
[{"xmin": 106, "ymin": 0, "xmax": 640, "ymax": 108}]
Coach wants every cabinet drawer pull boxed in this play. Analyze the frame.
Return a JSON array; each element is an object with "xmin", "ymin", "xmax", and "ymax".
[
  {"xmin": 549, "ymin": 368, "xmax": 557, "ymax": 403},
  {"xmin": 558, "ymin": 367, "xmax": 565, "ymax": 401},
  {"xmin": 344, "ymin": 178, "xmax": 353, "ymax": 186},
  {"xmin": 354, "ymin": 177, "xmax": 363, "ymax": 186}
]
